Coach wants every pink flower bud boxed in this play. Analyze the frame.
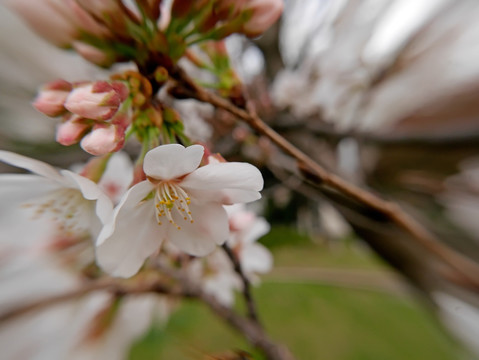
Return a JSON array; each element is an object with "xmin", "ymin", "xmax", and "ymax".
[
  {"xmin": 56, "ymin": 115, "xmax": 90, "ymax": 146},
  {"xmin": 72, "ymin": 41, "xmax": 115, "ymax": 67},
  {"xmin": 74, "ymin": 0, "xmax": 124, "ymax": 19},
  {"xmin": 80, "ymin": 124, "xmax": 124, "ymax": 155},
  {"xmin": 6, "ymin": 0, "xmax": 111, "ymax": 47},
  {"xmin": 6, "ymin": 0, "xmax": 79, "ymax": 47},
  {"xmin": 213, "ymin": 0, "xmax": 245, "ymax": 19},
  {"xmin": 67, "ymin": 0, "xmax": 112, "ymax": 39},
  {"xmin": 65, "ymin": 81, "xmax": 128, "ymax": 120},
  {"xmin": 33, "ymin": 80, "xmax": 72, "ymax": 117},
  {"xmin": 241, "ymin": 0, "xmax": 284, "ymax": 38}
]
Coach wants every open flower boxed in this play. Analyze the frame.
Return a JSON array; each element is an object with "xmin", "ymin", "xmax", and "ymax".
[
  {"xmin": 225, "ymin": 204, "xmax": 272, "ymax": 278},
  {"xmin": 96, "ymin": 144, "xmax": 264, "ymax": 278},
  {"xmin": 0, "ymin": 151, "xmax": 113, "ymax": 242}
]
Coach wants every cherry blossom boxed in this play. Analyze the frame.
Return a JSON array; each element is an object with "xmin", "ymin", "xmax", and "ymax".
[
  {"xmin": 96, "ymin": 144, "xmax": 264, "ymax": 278},
  {"xmin": 0, "ymin": 152, "xmax": 169, "ymax": 360},
  {"xmin": 0, "ymin": 150, "xmax": 113, "ymax": 242},
  {"xmin": 225, "ymin": 204, "xmax": 272, "ymax": 279}
]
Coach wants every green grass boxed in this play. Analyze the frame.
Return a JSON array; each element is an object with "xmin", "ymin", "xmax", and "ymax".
[{"xmin": 129, "ymin": 240, "xmax": 464, "ymax": 360}]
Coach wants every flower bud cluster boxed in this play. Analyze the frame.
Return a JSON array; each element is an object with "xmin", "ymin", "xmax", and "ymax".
[
  {"xmin": 34, "ymin": 80, "xmax": 130, "ymax": 156},
  {"xmin": 172, "ymin": 0, "xmax": 284, "ymax": 39},
  {"xmin": 9, "ymin": 0, "xmax": 284, "ymax": 75},
  {"xmin": 6, "ymin": 0, "xmax": 136, "ymax": 66}
]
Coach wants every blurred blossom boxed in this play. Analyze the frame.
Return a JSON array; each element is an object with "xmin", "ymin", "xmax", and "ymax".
[
  {"xmin": 225, "ymin": 204, "xmax": 272, "ymax": 280},
  {"xmin": 439, "ymin": 158, "xmax": 479, "ymax": 240},
  {"xmin": 0, "ymin": 5, "xmax": 108, "ymax": 141},
  {"xmin": 278, "ymin": 0, "xmax": 479, "ymax": 136},
  {"xmin": 0, "ymin": 152, "xmax": 169, "ymax": 360},
  {"xmin": 169, "ymin": 203, "xmax": 272, "ymax": 306},
  {"xmin": 433, "ymin": 292, "xmax": 479, "ymax": 356},
  {"xmin": 226, "ymin": 35, "xmax": 265, "ymax": 83},
  {"xmin": 0, "ymin": 151, "xmax": 113, "ymax": 242},
  {"xmin": 174, "ymin": 99, "xmax": 214, "ymax": 142}
]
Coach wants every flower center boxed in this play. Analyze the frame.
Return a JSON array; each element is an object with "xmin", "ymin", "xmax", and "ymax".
[
  {"xmin": 22, "ymin": 188, "xmax": 92, "ymax": 236},
  {"xmin": 155, "ymin": 181, "xmax": 194, "ymax": 230}
]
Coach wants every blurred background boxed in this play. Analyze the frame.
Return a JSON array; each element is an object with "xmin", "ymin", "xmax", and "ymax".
[{"xmin": 2, "ymin": 0, "xmax": 479, "ymax": 359}]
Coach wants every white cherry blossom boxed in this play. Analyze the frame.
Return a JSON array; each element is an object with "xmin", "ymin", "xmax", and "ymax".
[
  {"xmin": 0, "ymin": 152, "xmax": 169, "ymax": 360},
  {"xmin": 225, "ymin": 204, "xmax": 273, "ymax": 278},
  {"xmin": 96, "ymin": 144, "xmax": 264, "ymax": 278},
  {"xmin": 0, "ymin": 150, "xmax": 113, "ymax": 245}
]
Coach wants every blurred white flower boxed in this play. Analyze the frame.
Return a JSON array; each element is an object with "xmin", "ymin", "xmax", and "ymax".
[
  {"xmin": 0, "ymin": 151, "xmax": 113, "ymax": 243},
  {"xmin": 278, "ymin": 0, "xmax": 479, "ymax": 137},
  {"xmin": 0, "ymin": 5, "xmax": 108, "ymax": 141},
  {"xmin": 0, "ymin": 152, "xmax": 169, "ymax": 360},
  {"xmin": 225, "ymin": 204, "xmax": 272, "ymax": 279}
]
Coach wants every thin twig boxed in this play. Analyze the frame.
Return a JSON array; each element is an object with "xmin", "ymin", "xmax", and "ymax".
[
  {"xmin": 157, "ymin": 262, "xmax": 296, "ymax": 360},
  {"xmin": 0, "ymin": 278, "xmax": 190, "ymax": 324},
  {"xmin": 0, "ymin": 270, "xmax": 295, "ymax": 360},
  {"xmin": 222, "ymin": 243, "xmax": 260, "ymax": 324},
  {"xmin": 170, "ymin": 67, "xmax": 479, "ymax": 290}
]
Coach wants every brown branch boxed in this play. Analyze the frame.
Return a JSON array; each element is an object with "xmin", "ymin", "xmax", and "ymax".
[
  {"xmin": 222, "ymin": 243, "xmax": 260, "ymax": 324},
  {"xmin": 0, "ymin": 270, "xmax": 295, "ymax": 360},
  {"xmin": 170, "ymin": 66, "xmax": 479, "ymax": 290},
  {"xmin": 157, "ymin": 262, "xmax": 296, "ymax": 360},
  {"xmin": 0, "ymin": 277, "xmax": 191, "ymax": 324}
]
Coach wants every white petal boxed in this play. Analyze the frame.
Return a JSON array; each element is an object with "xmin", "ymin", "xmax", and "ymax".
[
  {"xmin": 95, "ymin": 184, "xmax": 163, "ymax": 278},
  {"xmin": 243, "ymin": 217, "xmax": 271, "ymax": 244},
  {"xmin": 96, "ymin": 181, "xmax": 154, "ymax": 244},
  {"xmin": 203, "ymin": 273, "xmax": 239, "ymax": 306},
  {"xmin": 241, "ymin": 243, "xmax": 273, "ymax": 274},
  {"xmin": 0, "ymin": 174, "xmax": 59, "ymax": 209},
  {"xmin": 60, "ymin": 170, "xmax": 113, "ymax": 224},
  {"xmin": 143, "ymin": 144, "xmax": 204, "ymax": 180},
  {"xmin": 98, "ymin": 151, "xmax": 134, "ymax": 204},
  {"xmin": 182, "ymin": 162, "xmax": 263, "ymax": 193},
  {"xmin": 188, "ymin": 188, "xmax": 261, "ymax": 205},
  {"xmin": 168, "ymin": 203, "xmax": 229, "ymax": 256},
  {"xmin": 0, "ymin": 150, "xmax": 64, "ymax": 182}
]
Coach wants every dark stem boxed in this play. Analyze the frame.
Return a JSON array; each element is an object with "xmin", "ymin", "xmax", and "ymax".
[
  {"xmin": 222, "ymin": 243, "xmax": 261, "ymax": 324},
  {"xmin": 157, "ymin": 262, "xmax": 296, "ymax": 360},
  {"xmin": 0, "ymin": 270, "xmax": 295, "ymax": 360}
]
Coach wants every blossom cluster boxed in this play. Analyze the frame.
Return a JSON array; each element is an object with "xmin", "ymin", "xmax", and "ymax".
[
  {"xmin": 0, "ymin": 145, "xmax": 270, "ymax": 358},
  {"xmin": 0, "ymin": 0, "xmax": 283, "ymax": 358}
]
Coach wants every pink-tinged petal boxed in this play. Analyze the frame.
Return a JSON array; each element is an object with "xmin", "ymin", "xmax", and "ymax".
[
  {"xmin": 6, "ymin": 0, "xmax": 78, "ymax": 47},
  {"xmin": 243, "ymin": 217, "xmax": 270, "ymax": 244},
  {"xmin": 33, "ymin": 89, "xmax": 69, "ymax": 117},
  {"xmin": 95, "ymin": 198, "xmax": 165, "ymax": 278},
  {"xmin": 80, "ymin": 125, "xmax": 123, "ymax": 156},
  {"xmin": 65, "ymin": 83, "xmax": 119, "ymax": 120},
  {"xmin": 143, "ymin": 144, "xmax": 204, "ymax": 180},
  {"xmin": 203, "ymin": 272, "xmax": 239, "ymax": 306},
  {"xmin": 182, "ymin": 162, "xmax": 263, "ymax": 192},
  {"xmin": 60, "ymin": 170, "xmax": 113, "ymax": 224},
  {"xmin": 168, "ymin": 203, "xmax": 228, "ymax": 256},
  {"xmin": 188, "ymin": 188, "xmax": 261, "ymax": 205},
  {"xmin": 96, "ymin": 181, "xmax": 154, "ymax": 244},
  {"xmin": 0, "ymin": 150, "xmax": 64, "ymax": 183},
  {"xmin": 227, "ymin": 207, "xmax": 256, "ymax": 231},
  {"xmin": 56, "ymin": 117, "xmax": 90, "ymax": 146},
  {"xmin": 241, "ymin": 0, "xmax": 284, "ymax": 38},
  {"xmin": 241, "ymin": 243, "xmax": 273, "ymax": 274}
]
